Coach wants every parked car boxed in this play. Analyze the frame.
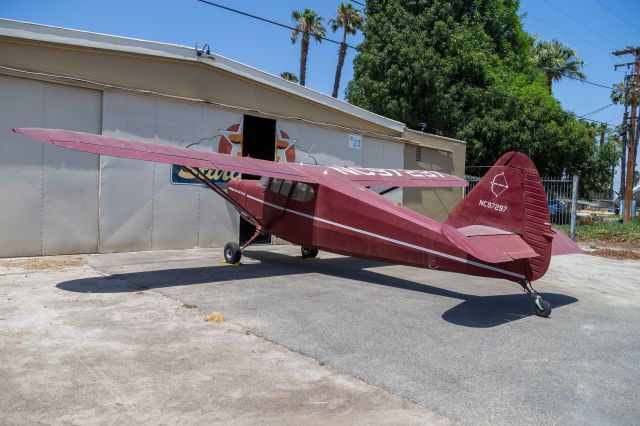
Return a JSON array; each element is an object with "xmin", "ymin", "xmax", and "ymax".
[{"xmin": 548, "ymin": 198, "xmax": 569, "ymax": 224}]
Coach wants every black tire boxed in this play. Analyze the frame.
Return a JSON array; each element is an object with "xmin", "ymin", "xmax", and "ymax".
[
  {"xmin": 224, "ymin": 242, "xmax": 242, "ymax": 264},
  {"xmin": 300, "ymin": 247, "xmax": 318, "ymax": 259},
  {"xmin": 534, "ymin": 299, "xmax": 552, "ymax": 317}
]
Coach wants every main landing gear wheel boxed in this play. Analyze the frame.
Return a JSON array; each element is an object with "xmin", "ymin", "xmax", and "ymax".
[
  {"xmin": 224, "ymin": 242, "xmax": 242, "ymax": 264},
  {"xmin": 224, "ymin": 227, "xmax": 267, "ymax": 265},
  {"xmin": 300, "ymin": 247, "xmax": 318, "ymax": 259},
  {"xmin": 520, "ymin": 280, "xmax": 552, "ymax": 318}
]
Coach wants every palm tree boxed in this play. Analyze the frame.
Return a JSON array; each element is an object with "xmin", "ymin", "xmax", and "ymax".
[
  {"xmin": 329, "ymin": 3, "xmax": 364, "ymax": 98},
  {"xmin": 581, "ymin": 121, "xmax": 608, "ymax": 147},
  {"xmin": 280, "ymin": 71, "xmax": 299, "ymax": 83},
  {"xmin": 533, "ymin": 39, "xmax": 586, "ymax": 93},
  {"xmin": 581, "ymin": 120, "xmax": 598, "ymax": 138},
  {"xmin": 611, "ymin": 81, "xmax": 630, "ymax": 106},
  {"xmin": 291, "ymin": 8, "xmax": 326, "ymax": 87},
  {"xmin": 597, "ymin": 123, "xmax": 608, "ymax": 147}
]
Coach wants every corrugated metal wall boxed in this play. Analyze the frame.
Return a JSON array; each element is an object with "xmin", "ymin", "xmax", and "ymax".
[
  {"xmin": 99, "ymin": 92, "xmax": 239, "ymax": 252},
  {"xmin": 0, "ymin": 75, "xmax": 101, "ymax": 257},
  {"xmin": 0, "ymin": 76, "xmax": 406, "ymax": 257}
]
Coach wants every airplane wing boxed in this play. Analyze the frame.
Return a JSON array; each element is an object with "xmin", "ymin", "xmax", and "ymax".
[
  {"xmin": 317, "ymin": 166, "xmax": 467, "ymax": 188},
  {"xmin": 13, "ymin": 128, "xmax": 466, "ymax": 188},
  {"xmin": 13, "ymin": 128, "xmax": 313, "ymax": 183}
]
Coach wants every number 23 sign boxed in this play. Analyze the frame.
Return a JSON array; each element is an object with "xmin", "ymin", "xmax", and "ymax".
[{"xmin": 348, "ymin": 134, "xmax": 362, "ymax": 150}]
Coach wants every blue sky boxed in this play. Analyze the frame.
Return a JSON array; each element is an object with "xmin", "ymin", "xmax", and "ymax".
[
  {"xmin": 1, "ymin": 0, "xmax": 638, "ymax": 129},
  {"xmin": 3, "ymin": 0, "xmax": 637, "ymax": 189}
]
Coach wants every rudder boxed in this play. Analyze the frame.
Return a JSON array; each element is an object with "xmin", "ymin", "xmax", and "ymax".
[{"xmin": 445, "ymin": 152, "xmax": 553, "ymax": 281}]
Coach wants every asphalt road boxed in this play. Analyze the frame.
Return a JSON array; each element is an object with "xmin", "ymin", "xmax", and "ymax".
[{"xmin": 62, "ymin": 246, "xmax": 640, "ymax": 425}]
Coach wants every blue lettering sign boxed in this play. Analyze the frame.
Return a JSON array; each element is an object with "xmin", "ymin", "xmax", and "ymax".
[{"xmin": 170, "ymin": 165, "xmax": 241, "ymax": 188}]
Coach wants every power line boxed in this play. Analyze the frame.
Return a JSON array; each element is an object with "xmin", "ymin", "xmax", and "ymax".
[
  {"xmin": 602, "ymin": 111, "xmax": 625, "ymax": 125},
  {"xmin": 540, "ymin": 0, "xmax": 618, "ymax": 47},
  {"xmin": 195, "ymin": 0, "xmax": 357, "ymax": 50},
  {"xmin": 196, "ymin": 0, "xmax": 617, "ymax": 128},
  {"xmin": 563, "ymin": 74, "xmax": 616, "ymax": 90},
  {"xmin": 464, "ymin": 83, "xmax": 615, "ymax": 127},
  {"xmin": 581, "ymin": 103, "xmax": 615, "ymax": 118},
  {"xmin": 351, "ymin": 0, "xmax": 366, "ymax": 7},
  {"xmin": 594, "ymin": 0, "xmax": 640, "ymax": 36},
  {"xmin": 527, "ymin": 12, "xmax": 610, "ymax": 52}
]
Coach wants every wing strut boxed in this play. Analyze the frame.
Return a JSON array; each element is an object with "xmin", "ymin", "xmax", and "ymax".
[
  {"xmin": 377, "ymin": 186, "xmax": 399, "ymax": 196},
  {"xmin": 181, "ymin": 166, "xmax": 266, "ymax": 231}
]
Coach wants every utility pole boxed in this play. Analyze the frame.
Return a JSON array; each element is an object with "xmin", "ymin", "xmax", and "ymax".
[
  {"xmin": 619, "ymin": 84, "xmax": 629, "ymax": 199},
  {"xmin": 614, "ymin": 47, "xmax": 640, "ymax": 223}
]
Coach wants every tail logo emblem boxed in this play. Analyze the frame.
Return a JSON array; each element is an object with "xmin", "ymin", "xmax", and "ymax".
[{"xmin": 490, "ymin": 172, "xmax": 509, "ymax": 197}]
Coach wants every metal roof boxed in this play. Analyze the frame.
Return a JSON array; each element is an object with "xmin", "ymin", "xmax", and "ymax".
[{"xmin": 0, "ymin": 18, "xmax": 406, "ymax": 134}]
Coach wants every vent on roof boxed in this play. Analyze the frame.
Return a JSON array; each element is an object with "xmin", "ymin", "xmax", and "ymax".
[{"xmin": 415, "ymin": 147, "xmax": 422, "ymax": 163}]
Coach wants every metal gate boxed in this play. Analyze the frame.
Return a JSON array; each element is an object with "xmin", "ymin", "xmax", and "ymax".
[{"xmin": 464, "ymin": 175, "xmax": 579, "ymax": 235}]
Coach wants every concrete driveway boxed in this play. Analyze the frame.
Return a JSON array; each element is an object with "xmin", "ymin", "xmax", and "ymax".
[
  {"xmin": 53, "ymin": 245, "xmax": 640, "ymax": 425},
  {"xmin": 0, "ymin": 253, "xmax": 447, "ymax": 425}
]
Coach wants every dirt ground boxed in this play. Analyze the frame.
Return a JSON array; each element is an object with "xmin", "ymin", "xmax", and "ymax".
[{"xmin": 579, "ymin": 240, "xmax": 640, "ymax": 260}]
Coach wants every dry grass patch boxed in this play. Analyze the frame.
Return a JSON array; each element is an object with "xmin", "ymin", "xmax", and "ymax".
[
  {"xmin": 3, "ymin": 257, "xmax": 87, "ymax": 270},
  {"xmin": 204, "ymin": 312, "xmax": 225, "ymax": 323},
  {"xmin": 586, "ymin": 248, "xmax": 640, "ymax": 260}
]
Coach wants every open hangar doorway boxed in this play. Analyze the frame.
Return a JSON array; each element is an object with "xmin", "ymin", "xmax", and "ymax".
[{"xmin": 239, "ymin": 115, "xmax": 276, "ymax": 245}]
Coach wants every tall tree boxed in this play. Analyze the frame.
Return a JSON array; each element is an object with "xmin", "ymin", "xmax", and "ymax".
[
  {"xmin": 329, "ymin": 3, "xmax": 364, "ymax": 98},
  {"xmin": 291, "ymin": 8, "xmax": 326, "ymax": 87},
  {"xmin": 578, "ymin": 120, "xmax": 619, "ymax": 198},
  {"xmin": 533, "ymin": 39, "xmax": 586, "ymax": 93},
  {"xmin": 280, "ymin": 71, "xmax": 299, "ymax": 83},
  {"xmin": 582, "ymin": 120, "xmax": 609, "ymax": 146},
  {"xmin": 346, "ymin": 0, "xmax": 611, "ymax": 195},
  {"xmin": 597, "ymin": 123, "xmax": 608, "ymax": 147}
]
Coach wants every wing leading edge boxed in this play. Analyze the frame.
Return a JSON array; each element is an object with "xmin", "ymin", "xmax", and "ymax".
[
  {"xmin": 13, "ymin": 128, "xmax": 313, "ymax": 183},
  {"xmin": 319, "ymin": 166, "xmax": 466, "ymax": 188},
  {"xmin": 13, "ymin": 128, "xmax": 467, "ymax": 188}
]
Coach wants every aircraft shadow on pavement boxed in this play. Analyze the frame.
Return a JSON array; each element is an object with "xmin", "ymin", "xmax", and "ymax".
[{"xmin": 57, "ymin": 249, "xmax": 578, "ymax": 328}]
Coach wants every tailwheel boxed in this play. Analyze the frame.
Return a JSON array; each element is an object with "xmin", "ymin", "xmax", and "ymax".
[
  {"xmin": 300, "ymin": 246, "xmax": 319, "ymax": 259},
  {"xmin": 520, "ymin": 280, "xmax": 552, "ymax": 318},
  {"xmin": 224, "ymin": 242, "xmax": 242, "ymax": 264},
  {"xmin": 534, "ymin": 297, "xmax": 552, "ymax": 318}
]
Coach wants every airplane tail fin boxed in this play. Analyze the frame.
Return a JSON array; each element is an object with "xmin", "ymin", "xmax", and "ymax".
[{"xmin": 443, "ymin": 152, "xmax": 575, "ymax": 281}]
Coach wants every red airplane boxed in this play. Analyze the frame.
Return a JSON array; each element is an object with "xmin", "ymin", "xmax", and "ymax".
[{"xmin": 13, "ymin": 128, "xmax": 581, "ymax": 317}]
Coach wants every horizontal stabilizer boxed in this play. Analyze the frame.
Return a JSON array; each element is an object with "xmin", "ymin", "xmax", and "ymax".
[
  {"xmin": 551, "ymin": 229, "xmax": 582, "ymax": 256},
  {"xmin": 442, "ymin": 224, "xmax": 539, "ymax": 263}
]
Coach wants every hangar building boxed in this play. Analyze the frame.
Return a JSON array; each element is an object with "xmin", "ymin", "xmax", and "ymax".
[{"xmin": 0, "ymin": 19, "xmax": 466, "ymax": 258}]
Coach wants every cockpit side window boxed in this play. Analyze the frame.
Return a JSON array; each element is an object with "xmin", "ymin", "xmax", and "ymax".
[
  {"xmin": 291, "ymin": 182, "xmax": 315, "ymax": 202},
  {"xmin": 279, "ymin": 180, "xmax": 293, "ymax": 197},
  {"xmin": 269, "ymin": 178, "xmax": 282, "ymax": 194},
  {"xmin": 258, "ymin": 176, "xmax": 270, "ymax": 189}
]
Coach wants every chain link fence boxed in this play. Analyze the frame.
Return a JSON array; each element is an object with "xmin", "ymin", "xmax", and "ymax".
[{"xmin": 464, "ymin": 176, "xmax": 579, "ymax": 237}]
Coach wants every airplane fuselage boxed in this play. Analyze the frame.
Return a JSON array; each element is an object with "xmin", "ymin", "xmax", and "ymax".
[
  {"xmin": 13, "ymin": 127, "xmax": 575, "ymax": 317},
  {"xmin": 228, "ymin": 178, "xmax": 528, "ymax": 283}
]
